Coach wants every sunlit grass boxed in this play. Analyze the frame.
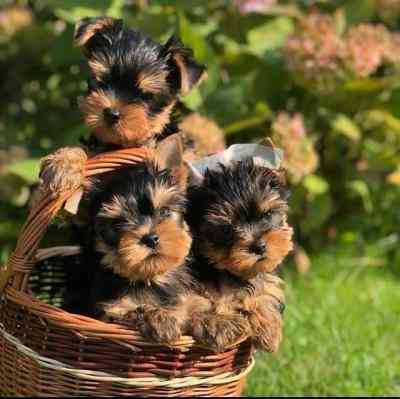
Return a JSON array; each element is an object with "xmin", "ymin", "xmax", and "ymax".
[{"xmin": 246, "ymin": 248, "xmax": 400, "ymax": 396}]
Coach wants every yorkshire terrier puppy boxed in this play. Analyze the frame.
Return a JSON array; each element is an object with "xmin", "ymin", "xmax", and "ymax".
[
  {"xmin": 186, "ymin": 159, "xmax": 293, "ymax": 352},
  {"xmin": 64, "ymin": 136, "xmax": 194, "ymax": 344},
  {"xmin": 40, "ymin": 16, "xmax": 207, "ymax": 195}
]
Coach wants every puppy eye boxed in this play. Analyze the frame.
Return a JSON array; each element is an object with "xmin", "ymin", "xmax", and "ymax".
[
  {"xmin": 262, "ymin": 210, "xmax": 273, "ymax": 220},
  {"xmin": 159, "ymin": 208, "xmax": 171, "ymax": 218},
  {"xmin": 98, "ymin": 81, "xmax": 108, "ymax": 90},
  {"xmin": 140, "ymin": 91, "xmax": 155, "ymax": 101},
  {"xmin": 217, "ymin": 224, "xmax": 234, "ymax": 245}
]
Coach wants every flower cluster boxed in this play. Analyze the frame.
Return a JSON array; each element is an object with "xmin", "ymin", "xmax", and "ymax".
[
  {"xmin": 179, "ymin": 113, "xmax": 226, "ymax": 161},
  {"xmin": 271, "ymin": 112, "xmax": 318, "ymax": 183},
  {"xmin": 343, "ymin": 24, "xmax": 392, "ymax": 78},
  {"xmin": 0, "ymin": 6, "xmax": 33, "ymax": 37},
  {"xmin": 284, "ymin": 11, "xmax": 400, "ymax": 94}
]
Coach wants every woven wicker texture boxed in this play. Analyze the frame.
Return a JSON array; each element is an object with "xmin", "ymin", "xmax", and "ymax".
[{"xmin": 0, "ymin": 148, "xmax": 254, "ymax": 397}]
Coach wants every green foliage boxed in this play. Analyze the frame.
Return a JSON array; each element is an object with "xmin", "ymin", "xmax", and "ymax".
[{"xmin": 0, "ymin": 0, "xmax": 399, "ymax": 267}]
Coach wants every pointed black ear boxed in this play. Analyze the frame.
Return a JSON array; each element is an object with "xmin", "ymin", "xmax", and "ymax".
[
  {"xmin": 164, "ymin": 35, "xmax": 208, "ymax": 95},
  {"xmin": 258, "ymin": 137, "xmax": 276, "ymax": 149},
  {"xmin": 74, "ymin": 16, "xmax": 122, "ymax": 48},
  {"xmin": 156, "ymin": 134, "xmax": 188, "ymax": 190},
  {"xmin": 156, "ymin": 133, "xmax": 183, "ymax": 170}
]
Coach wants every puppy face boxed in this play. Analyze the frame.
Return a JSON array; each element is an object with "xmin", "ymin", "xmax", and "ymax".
[
  {"xmin": 187, "ymin": 160, "xmax": 293, "ymax": 279},
  {"xmin": 91, "ymin": 162, "xmax": 192, "ymax": 283},
  {"xmin": 75, "ymin": 17, "xmax": 207, "ymax": 147}
]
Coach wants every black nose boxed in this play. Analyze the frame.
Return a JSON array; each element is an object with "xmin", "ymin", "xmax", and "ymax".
[
  {"xmin": 103, "ymin": 107, "xmax": 120, "ymax": 125},
  {"xmin": 249, "ymin": 241, "xmax": 267, "ymax": 256},
  {"xmin": 141, "ymin": 233, "xmax": 160, "ymax": 249}
]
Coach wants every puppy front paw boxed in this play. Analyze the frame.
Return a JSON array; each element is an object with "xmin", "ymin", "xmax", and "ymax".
[
  {"xmin": 192, "ymin": 313, "xmax": 249, "ymax": 353},
  {"xmin": 136, "ymin": 306, "xmax": 182, "ymax": 345},
  {"xmin": 40, "ymin": 147, "xmax": 87, "ymax": 195},
  {"xmin": 247, "ymin": 310, "xmax": 283, "ymax": 352}
]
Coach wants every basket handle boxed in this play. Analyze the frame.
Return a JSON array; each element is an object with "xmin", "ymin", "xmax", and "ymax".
[{"xmin": 0, "ymin": 147, "xmax": 153, "ymax": 294}]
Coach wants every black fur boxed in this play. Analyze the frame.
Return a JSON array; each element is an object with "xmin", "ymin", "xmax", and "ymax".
[
  {"xmin": 80, "ymin": 17, "xmax": 206, "ymax": 140},
  {"xmin": 63, "ymin": 163, "xmax": 191, "ymax": 320},
  {"xmin": 186, "ymin": 159, "xmax": 289, "ymax": 259},
  {"xmin": 184, "ymin": 158, "xmax": 292, "ymax": 352}
]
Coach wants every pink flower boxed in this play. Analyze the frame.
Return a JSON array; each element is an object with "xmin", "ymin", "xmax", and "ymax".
[
  {"xmin": 284, "ymin": 12, "xmax": 345, "ymax": 94},
  {"xmin": 235, "ymin": 0, "xmax": 276, "ymax": 14},
  {"xmin": 271, "ymin": 112, "xmax": 318, "ymax": 182},
  {"xmin": 343, "ymin": 24, "xmax": 390, "ymax": 77}
]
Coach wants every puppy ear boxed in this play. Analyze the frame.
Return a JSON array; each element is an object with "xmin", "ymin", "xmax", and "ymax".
[
  {"xmin": 186, "ymin": 161, "xmax": 204, "ymax": 186},
  {"xmin": 164, "ymin": 35, "xmax": 208, "ymax": 95},
  {"xmin": 74, "ymin": 16, "xmax": 122, "ymax": 48},
  {"xmin": 156, "ymin": 134, "xmax": 188, "ymax": 190},
  {"xmin": 269, "ymin": 169, "xmax": 289, "ymax": 200},
  {"xmin": 259, "ymin": 137, "xmax": 276, "ymax": 149}
]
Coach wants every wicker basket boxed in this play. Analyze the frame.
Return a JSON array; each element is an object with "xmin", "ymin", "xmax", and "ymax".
[{"xmin": 0, "ymin": 148, "xmax": 254, "ymax": 397}]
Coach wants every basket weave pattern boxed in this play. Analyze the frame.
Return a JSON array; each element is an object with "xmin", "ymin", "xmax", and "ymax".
[{"xmin": 0, "ymin": 148, "xmax": 254, "ymax": 397}]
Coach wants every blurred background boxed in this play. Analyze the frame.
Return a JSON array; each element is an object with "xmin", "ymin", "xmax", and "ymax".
[{"xmin": 1, "ymin": 0, "xmax": 400, "ymax": 395}]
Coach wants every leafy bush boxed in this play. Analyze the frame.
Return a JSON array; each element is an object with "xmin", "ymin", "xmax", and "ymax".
[{"xmin": 1, "ymin": 0, "xmax": 400, "ymax": 267}]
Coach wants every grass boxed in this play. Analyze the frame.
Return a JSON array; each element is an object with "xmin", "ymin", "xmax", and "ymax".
[{"xmin": 245, "ymin": 247, "xmax": 400, "ymax": 396}]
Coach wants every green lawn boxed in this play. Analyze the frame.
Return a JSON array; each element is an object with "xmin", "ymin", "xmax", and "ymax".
[{"xmin": 246, "ymin": 248, "xmax": 400, "ymax": 396}]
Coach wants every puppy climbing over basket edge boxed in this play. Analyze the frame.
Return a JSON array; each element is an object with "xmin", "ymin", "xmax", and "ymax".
[{"xmin": 39, "ymin": 16, "xmax": 208, "ymax": 197}]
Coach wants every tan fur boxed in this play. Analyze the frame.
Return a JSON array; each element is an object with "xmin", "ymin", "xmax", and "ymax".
[
  {"xmin": 74, "ymin": 17, "xmax": 115, "ymax": 47},
  {"xmin": 191, "ymin": 312, "xmax": 250, "ymax": 352},
  {"xmin": 39, "ymin": 147, "xmax": 87, "ymax": 194},
  {"xmin": 103, "ymin": 290, "xmax": 200, "ymax": 345},
  {"xmin": 99, "ymin": 219, "xmax": 192, "ymax": 283},
  {"xmin": 102, "ymin": 296, "xmax": 136, "ymax": 319},
  {"xmin": 190, "ymin": 270, "xmax": 284, "ymax": 352},
  {"xmin": 88, "ymin": 59, "xmax": 109, "ymax": 77},
  {"xmin": 80, "ymin": 90, "xmax": 151, "ymax": 146},
  {"xmin": 240, "ymin": 274, "xmax": 285, "ymax": 352},
  {"xmin": 259, "ymin": 197, "xmax": 288, "ymax": 213},
  {"xmin": 257, "ymin": 227, "xmax": 294, "ymax": 273},
  {"xmin": 137, "ymin": 70, "xmax": 169, "ymax": 94},
  {"xmin": 150, "ymin": 183, "xmax": 178, "ymax": 209},
  {"xmin": 135, "ymin": 305, "xmax": 184, "ymax": 344},
  {"xmin": 80, "ymin": 90, "xmax": 175, "ymax": 147},
  {"xmin": 201, "ymin": 225, "xmax": 293, "ymax": 279},
  {"xmin": 98, "ymin": 195, "xmax": 125, "ymax": 218},
  {"xmin": 149, "ymin": 101, "xmax": 176, "ymax": 137}
]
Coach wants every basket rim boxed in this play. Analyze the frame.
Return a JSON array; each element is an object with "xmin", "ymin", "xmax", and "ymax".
[{"xmin": 0, "ymin": 322, "xmax": 254, "ymax": 389}]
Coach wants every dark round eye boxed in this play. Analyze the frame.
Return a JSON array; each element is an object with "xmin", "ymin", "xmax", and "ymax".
[
  {"xmin": 262, "ymin": 210, "xmax": 273, "ymax": 220},
  {"xmin": 97, "ymin": 81, "xmax": 108, "ymax": 91},
  {"xmin": 159, "ymin": 208, "xmax": 171, "ymax": 218},
  {"xmin": 140, "ymin": 91, "xmax": 155, "ymax": 101},
  {"xmin": 214, "ymin": 224, "xmax": 234, "ymax": 246}
]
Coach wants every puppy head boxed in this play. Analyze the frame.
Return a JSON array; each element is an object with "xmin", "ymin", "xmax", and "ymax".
[
  {"xmin": 90, "ymin": 137, "xmax": 191, "ymax": 282},
  {"xmin": 187, "ymin": 159, "xmax": 293, "ymax": 279},
  {"xmin": 75, "ymin": 17, "xmax": 207, "ymax": 147}
]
